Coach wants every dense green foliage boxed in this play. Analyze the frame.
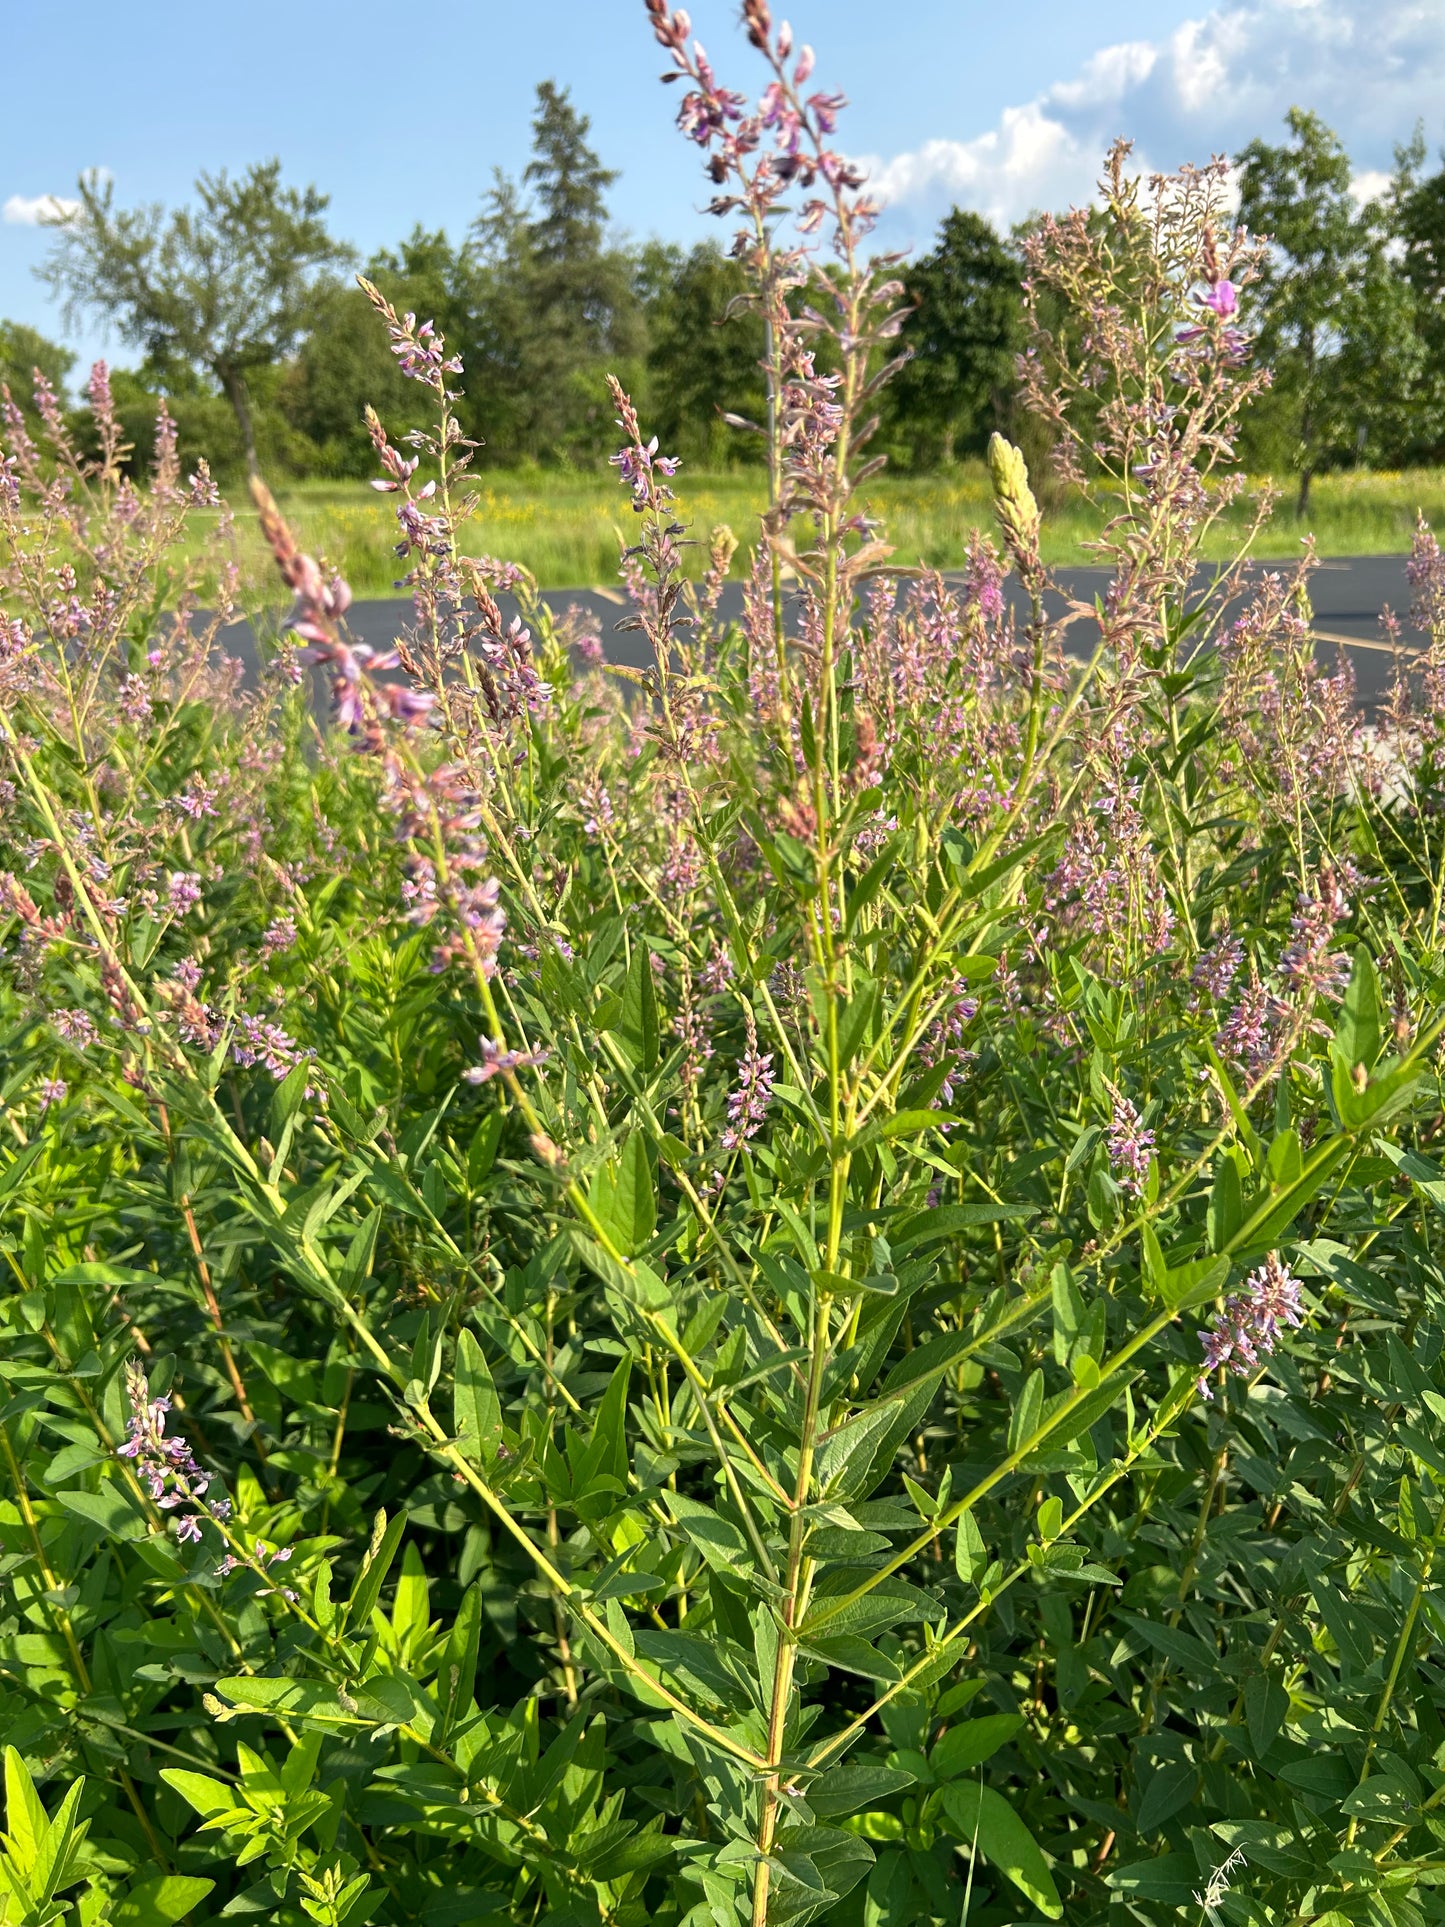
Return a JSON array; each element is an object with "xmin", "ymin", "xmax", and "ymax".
[{"xmin": 9, "ymin": 14, "xmax": 1445, "ymax": 1927}]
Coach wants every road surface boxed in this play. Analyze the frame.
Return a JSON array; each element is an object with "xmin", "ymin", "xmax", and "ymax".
[{"xmin": 225, "ymin": 554, "xmax": 1426, "ymax": 712}]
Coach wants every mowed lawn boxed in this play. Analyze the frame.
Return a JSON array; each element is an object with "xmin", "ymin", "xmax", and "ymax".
[{"xmin": 199, "ymin": 464, "xmax": 1445, "ymax": 599}]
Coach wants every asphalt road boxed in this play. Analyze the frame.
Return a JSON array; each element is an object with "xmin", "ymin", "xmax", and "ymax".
[{"xmin": 229, "ymin": 554, "xmax": 1426, "ymax": 712}]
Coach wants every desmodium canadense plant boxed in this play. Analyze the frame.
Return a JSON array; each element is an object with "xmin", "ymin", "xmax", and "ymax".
[{"xmin": 8, "ymin": 9, "xmax": 1445, "ymax": 1927}]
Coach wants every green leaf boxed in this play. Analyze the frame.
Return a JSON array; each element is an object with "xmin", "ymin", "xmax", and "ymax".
[
  {"xmin": 1007, "ymin": 1369, "xmax": 1044, "ymax": 1454},
  {"xmin": 931, "ymin": 1715, "xmax": 1024, "ymax": 1780},
  {"xmin": 1266, "ymin": 1128, "xmax": 1303, "ymax": 1188},
  {"xmin": 1108, "ymin": 1857, "xmax": 1198, "ymax": 1905},
  {"xmin": 112, "ymin": 1875, "xmax": 217, "ymax": 1927},
  {"xmin": 856, "ymin": 1109, "xmax": 957, "ymax": 1148},
  {"xmin": 246, "ymin": 1342, "xmax": 320, "ymax": 1405},
  {"xmin": 846, "ymin": 848, "xmax": 897, "ymax": 931},
  {"xmin": 269, "ymin": 1058, "xmax": 311, "ymax": 1141},
  {"xmin": 589, "ymin": 1133, "xmax": 657, "ymax": 1257},
  {"xmin": 1207, "ymin": 1152, "xmax": 1243, "ymax": 1253},
  {"xmin": 801, "ymin": 1580, "xmax": 936, "ymax": 1641},
  {"xmin": 0, "ymin": 1140, "xmax": 44, "ymax": 1203},
  {"xmin": 797, "ymin": 1633, "xmax": 903, "ymax": 1682},
  {"xmin": 575, "ymin": 1356, "xmax": 632, "ymax": 1492},
  {"xmin": 955, "ymin": 1511, "xmax": 987, "ymax": 1585},
  {"xmin": 1135, "ymin": 1760, "xmax": 1198, "ymax": 1833},
  {"xmin": 1160, "ymin": 1254, "xmax": 1229, "ymax": 1313},
  {"xmin": 1140, "ymin": 1223, "xmax": 1165, "ymax": 1292},
  {"xmin": 468, "ymin": 1109, "xmax": 506, "ymax": 1183},
  {"xmin": 391, "ymin": 1541, "xmax": 431, "ymax": 1646},
  {"xmin": 1229, "ymin": 1134, "xmax": 1353, "ymax": 1253},
  {"xmin": 347, "ymin": 1509, "xmax": 407, "ymax": 1630},
  {"xmin": 1245, "ymin": 1674, "xmax": 1289, "ymax": 1756},
  {"xmin": 158, "ymin": 1770, "xmax": 237, "ymax": 1820},
  {"xmin": 889, "ymin": 1202, "xmax": 1035, "ymax": 1251},
  {"xmin": 617, "ymin": 945, "xmax": 659, "ymax": 1072},
  {"xmin": 337, "ymin": 1207, "xmax": 381, "ymax": 1294},
  {"xmin": 941, "ymin": 1782, "xmax": 1062, "ymax": 1918},
  {"xmin": 54, "ymin": 1483, "xmax": 147, "ymax": 1540},
  {"xmin": 818, "ymin": 1373, "xmax": 942, "ymax": 1500},
  {"xmin": 571, "ymin": 1232, "xmax": 671, "ymax": 1310},
  {"xmin": 836, "ymin": 977, "xmax": 879, "ymax": 1068},
  {"xmin": 454, "ymin": 1330, "xmax": 502, "ymax": 1470},
  {"xmin": 1336, "ymin": 947, "xmax": 1381, "ymax": 1074},
  {"xmin": 440, "ymin": 1583, "xmax": 482, "ymax": 1729},
  {"xmin": 3, "ymin": 1747, "xmax": 48, "ymax": 1874},
  {"xmin": 662, "ymin": 1491, "xmax": 752, "ymax": 1575},
  {"xmin": 807, "ymin": 1762, "xmax": 915, "ymax": 1818}
]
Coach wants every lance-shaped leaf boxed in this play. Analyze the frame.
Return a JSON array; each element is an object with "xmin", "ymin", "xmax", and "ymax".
[
  {"xmin": 454, "ymin": 1329, "xmax": 502, "ymax": 1469},
  {"xmin": 941, "ymin": 1782, "xmax": 1062, "ymax": 1918}
]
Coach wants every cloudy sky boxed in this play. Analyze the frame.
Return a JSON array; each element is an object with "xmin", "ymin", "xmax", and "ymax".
[{"xmin": 3, "ymin": 0, "xmax": 1443, "ymax": 371}]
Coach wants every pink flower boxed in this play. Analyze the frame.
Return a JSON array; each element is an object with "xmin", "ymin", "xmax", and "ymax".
[{"xmin": 1200, "ymin": 278, "xmax": 1238, "ymax": 318}]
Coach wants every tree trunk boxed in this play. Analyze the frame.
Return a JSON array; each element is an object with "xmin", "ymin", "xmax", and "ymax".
[
  {"xmin": 1296, "ymin": 462, "xmax": 1313, "ymax": 519},
  {"xmin": 216, "ymin": 363, "xmax": 258, "ymax": 474}
]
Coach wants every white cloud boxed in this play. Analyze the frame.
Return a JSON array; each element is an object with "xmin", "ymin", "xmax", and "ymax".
[
  {"xmin": 3, "ymin": 192, "xmax": 80, "ymax": 226},
  {"xmin": 862, "ymin": 0, "xmax": 1445, "ymax": 240},
  {"xmin": 1348, "ymin": 168, "xmax": 1394, "ymax": 205}
]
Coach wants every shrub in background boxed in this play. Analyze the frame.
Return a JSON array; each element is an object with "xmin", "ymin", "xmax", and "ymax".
[{"xmin": 7, "ymin": 8, "xmax": 1445, "ymax": 1927}]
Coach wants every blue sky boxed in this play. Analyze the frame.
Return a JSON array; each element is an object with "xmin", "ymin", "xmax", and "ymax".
[{"xmin": 5, "ymin": 0, "xmax": 1443, "ymax": 375}]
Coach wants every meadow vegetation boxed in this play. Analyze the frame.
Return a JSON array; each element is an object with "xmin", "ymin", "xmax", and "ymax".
[
  {"xmin": 8, "ymin": 10, "xmax": 1445, "ymax": 1927},
  {"xmin": 209, "ymin": 466, "xmax": 1445, "ymax": 601}
]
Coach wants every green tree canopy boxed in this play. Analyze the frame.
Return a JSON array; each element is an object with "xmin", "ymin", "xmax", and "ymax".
[
  {"xmin": 283, "ymin": 229, "xmax": 476, "ymax": 476},
  {"xmin": 467, "ymin": 83, "xmax": 645, "ymax": 462},
  {"xmin": 0, "ymin": 320, "xmax": 74, "ymax": 414},
  {"xmin": 1236, "ymin": 108, "xmax": 1418, "ymax": 511},
  {"xmin": 39, "ymin": 161, "xmax": 353, "ymax": 471},
  {"xmin": 886, "ymin": 209, "xmax": 1024, "ymax": 468},
  {"xmin": 640, "ymin": 240, "xmax": 766, "ymax": 465},
  {"xmin": 1387, "ymin": 127, "xmax": 1445, "ymax": 462}
]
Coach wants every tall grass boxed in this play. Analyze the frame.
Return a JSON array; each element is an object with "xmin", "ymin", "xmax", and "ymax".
[{"xmin": 201, "ymin": 464, "xmax": 1445, "ymax": 598}]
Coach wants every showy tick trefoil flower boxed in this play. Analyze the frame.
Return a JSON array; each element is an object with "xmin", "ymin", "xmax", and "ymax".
[
  {"xmin": 721, "ymin": 1006, "xmax": 775, "ymax": 1151},
  {"xmin": 1197, "ymin": 1253, "xmax": 1305, "ymax": 1395}
]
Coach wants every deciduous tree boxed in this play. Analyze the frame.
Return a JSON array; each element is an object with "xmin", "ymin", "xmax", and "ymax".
[
  {"xmin": 1236, "ymin": 109, "xmax": 1414, "ymax": 514},
  {"xmin": 40, "ymin": 161, "xmax": 352, "ymax": 472}
]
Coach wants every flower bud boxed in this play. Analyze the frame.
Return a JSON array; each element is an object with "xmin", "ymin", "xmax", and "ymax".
[
  {"xmin": 987, "ymin": 432, "xmax": 1040, "ymax": 562},
  {"xmin": 531, "ymin": 1131, "xmax": 564, "ymax": 1169}
]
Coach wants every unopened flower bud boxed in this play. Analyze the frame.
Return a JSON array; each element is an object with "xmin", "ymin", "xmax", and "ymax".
[{"xmin": 987, "ymin": 433, "xmax": 1040, "ymax": 565}]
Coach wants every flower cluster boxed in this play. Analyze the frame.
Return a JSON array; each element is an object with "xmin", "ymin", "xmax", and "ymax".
[
  {"xmin": 1280, "ymin": 864, "xmax": 1357, "ymax": 1001},
  {"xmin": 117, "ymin": 1359, "xmax": 231, "ymax": 1546},
  {"xmin": 463, "ymin": 1036, "xmax": 550, "ymax": 1085},
  {"xmin": 1107, "ymin": 1089, "xmax": 1156, "ymax": 1196},
  {"xmin": 720, "ymin": 1005, "xmax": 775, "ymax": 1151},
  {"xmin": 379, "ymin": 760, "xmax": 506, "ymax": 976},
  {"xmin": 921, "ymin": 979, "xmax": 979, "ymax": 1108},
  {"xmin": 232, "ymin": 1013, "xmax": 313, "ymax": 1082},
  {"xmin": 1197, "ymin": 1254, "xmax": 1305, "ymax": 1395}
]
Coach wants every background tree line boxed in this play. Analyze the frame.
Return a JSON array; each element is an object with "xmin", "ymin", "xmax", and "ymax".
[{"xmin": 10, "ymin": 86, "xmax": 1445, "ymax": 504}]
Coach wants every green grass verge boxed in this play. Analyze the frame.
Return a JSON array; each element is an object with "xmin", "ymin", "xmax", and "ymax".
[{"xmin": 202, "ymin": 464, "xmax": 1445, "ymax": 599}]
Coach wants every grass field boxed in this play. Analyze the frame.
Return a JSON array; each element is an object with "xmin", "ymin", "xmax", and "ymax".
[{"xmin": 204, "ymin": 464, "xmax": 1445, "ymax": 599}]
